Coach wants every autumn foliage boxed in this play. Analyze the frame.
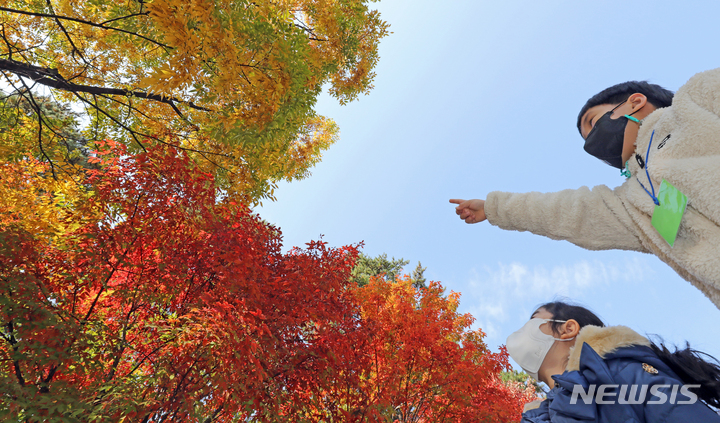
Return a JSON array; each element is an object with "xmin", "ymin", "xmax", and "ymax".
[
  {"xmin": 0, "ymin": 142, "xmax": 532, "ymax": 422},
  {"xmin": 0, "ymin": 1, "xmax": 534, "ymax": 421},
  {"xmin": 350, "ymin": 276, "xmax": 535, "ymax": 422},
  {"xmin": 0, "ymin": 141, "xmax": 360, "ymax": 421},
  {"xmin": 0, "ymin": 0, "xmax": 390, "ymax": 201}
]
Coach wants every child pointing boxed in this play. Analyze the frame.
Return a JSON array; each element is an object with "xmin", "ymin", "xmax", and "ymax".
[{"xmin": 451, "ymin": 68, "xmax": 720, "ymax": 308}]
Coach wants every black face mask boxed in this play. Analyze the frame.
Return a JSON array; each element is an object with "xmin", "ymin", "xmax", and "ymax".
[{"xmin": 583, "ymin": 101, "xmax": 639, "ymax": 169}]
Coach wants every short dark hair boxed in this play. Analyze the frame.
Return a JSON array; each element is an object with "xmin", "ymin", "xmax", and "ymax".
[
  {"xmin": 576, "ymin": 81, "xmax": 674, "ymax": 135},
  {"xmin": 533, "ymin": 301, "xmax": 605, "ymax": 335}
]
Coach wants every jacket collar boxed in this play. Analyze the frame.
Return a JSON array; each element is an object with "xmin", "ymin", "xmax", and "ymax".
[{"xmin": 566, "ymin": 325, "xmax": 650, "ymax": 372}]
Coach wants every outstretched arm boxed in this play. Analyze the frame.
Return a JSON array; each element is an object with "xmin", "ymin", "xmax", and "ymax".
[{"xmin": 451, "ymin": 185, "xmax": 648, "ymax": 253}]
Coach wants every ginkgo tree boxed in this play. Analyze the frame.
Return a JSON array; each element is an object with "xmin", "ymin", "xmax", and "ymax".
[{"xmin": 0, "ymin": 0, "xmax": 389, "ymax": 201}]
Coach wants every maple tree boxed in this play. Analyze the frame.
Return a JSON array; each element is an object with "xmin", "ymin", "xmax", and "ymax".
[
  {"xmin": 0, "ymin": 0, "xmax": 389, "ymax": 201},
  {"xmin": 0, "ymin": 141, "xmax": 365, "ymax": 421},
  {"xmin": 1, "ymin": 140, "xmax": 533, "ymax": 422},
  {"xmin": 342, "ymin": 275, "xmax": 535, "ymax": 422}
]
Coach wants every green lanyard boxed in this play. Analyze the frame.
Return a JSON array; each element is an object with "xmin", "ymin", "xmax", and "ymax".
[{"xmin": 634, "ymin": 130, "xmax": 688, "ymax": 247}]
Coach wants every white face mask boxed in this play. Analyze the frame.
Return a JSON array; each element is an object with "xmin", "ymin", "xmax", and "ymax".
[{"xmin": 506, "ymin": 318, "xmax": 575, "ymax": 381}]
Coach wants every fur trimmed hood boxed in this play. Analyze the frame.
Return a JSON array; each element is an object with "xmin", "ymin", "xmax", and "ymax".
[
  {"xmin": 565, "ymin": 325, "xmax": 650, "ymax": 372},
  {"xmin": 521, "ymin": 324, "xmax": 720, "ymax": 422},
  {"xmin": 522, "ymin": 325, "xmax": 650, "ymax": 413}
]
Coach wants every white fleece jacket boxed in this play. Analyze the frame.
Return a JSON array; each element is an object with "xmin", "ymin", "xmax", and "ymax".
[{"xmin": 485, "ymin": 68, "xmax": 720, "ymax": 308}]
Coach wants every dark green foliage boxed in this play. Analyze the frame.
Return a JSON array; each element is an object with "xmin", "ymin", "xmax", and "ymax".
[
  {"xmin": 411, "ymin": 262, "xmax": 427, "ymax": 289},
  {"xmin": 351, "ymin": 253, "xmax": 408, "ymax": 287},
  {"xmin": 351, "ymin": 253, "xmax": 427, "ymax": 289}
]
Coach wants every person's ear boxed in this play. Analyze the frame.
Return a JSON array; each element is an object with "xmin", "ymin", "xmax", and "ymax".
[
  {"xmin": 560, "ymin": 319, "xmax": 580, "ymax": 339},
  {"xmin": 628, "ymin": 93, "xmax": 648, "ymax": 114}
]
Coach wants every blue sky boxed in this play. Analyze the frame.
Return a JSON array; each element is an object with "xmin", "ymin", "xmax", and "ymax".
[{"xmin": 257, "ymin": 1, "xmax": 720, "ymax": 366}]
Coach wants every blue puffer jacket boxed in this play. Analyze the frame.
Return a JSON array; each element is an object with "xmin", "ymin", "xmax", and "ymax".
[{"xmin": 521, "ymin": 325, "xmax": 720, "ymax": 423}]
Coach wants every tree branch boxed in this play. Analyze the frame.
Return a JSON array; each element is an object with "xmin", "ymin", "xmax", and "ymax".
[
  {"xmin": 45, "ymin": 0, "xmax": 88, "ymax": 65},
  {"xmin": 0, "ymin": 6, "xmax": 168, "ymax": 49},
  {"xmin": 201, "ymin": 405, "xmax": 224, "ymax": 423},
  {"xmin": 100, "ymin": 12, "xmax": 149, "ymax": 27},
  {"xmin": 71, "ymin": 90, "xmax": 230, "ymax": 163},
  {"xmin": 6, "ymin": 320, "xmax": 26, "ymax": 386},
  {"xmin": 0, "ymin": 58, "xmax": 213, "ymax": 112},
  {"xmin": 10, "ymin": 76, "xmax": 58, "ymax": 178}
]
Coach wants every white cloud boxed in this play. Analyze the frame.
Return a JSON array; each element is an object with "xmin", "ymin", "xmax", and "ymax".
[{"xmin": 461, "ymin": 257, "xmax": 654, "ymax": 341}]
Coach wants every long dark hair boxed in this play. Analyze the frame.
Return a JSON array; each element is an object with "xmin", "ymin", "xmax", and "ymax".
[
  {"xmin": 650, "ymin": 341, "xmax": 720, "ymax": 409},
  {"xmin": 537, "ymin": 301, "xmax": 720, "ymax": 408}
]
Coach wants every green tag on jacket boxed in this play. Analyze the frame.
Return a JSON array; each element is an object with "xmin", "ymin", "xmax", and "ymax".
[{"xmin": 651, "ymin": 179, "xmax": 688, "ymax": 247}]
